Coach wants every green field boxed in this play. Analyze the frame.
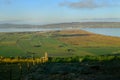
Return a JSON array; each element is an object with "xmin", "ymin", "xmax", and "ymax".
[{"xmin": 0, "ymin": 30, "xmax": 120, "ymax": 57}]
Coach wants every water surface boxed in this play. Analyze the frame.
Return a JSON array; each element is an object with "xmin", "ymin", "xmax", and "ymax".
[{"xmin": 82, "ymin": 28, "xmax": 120, "ymax": 37}]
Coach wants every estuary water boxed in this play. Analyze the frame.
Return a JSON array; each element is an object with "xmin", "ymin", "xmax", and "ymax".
[
  {"xmin": 0, "ymin": 27, "xmax": 120, "ymax": 37},
  {"xmin": 81, "ymin": 28, "xmax": 120, "ymax": 37}
]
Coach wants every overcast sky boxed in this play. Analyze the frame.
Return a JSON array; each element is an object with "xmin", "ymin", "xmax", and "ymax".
[{"xmin": 0, "ymin": 0, "xmax": 120, "ymax": 24}]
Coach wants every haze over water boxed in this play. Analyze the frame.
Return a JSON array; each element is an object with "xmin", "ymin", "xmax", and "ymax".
[{"xmin": 0, "ymin": 27, "xmax": 120, "ymax": 37}]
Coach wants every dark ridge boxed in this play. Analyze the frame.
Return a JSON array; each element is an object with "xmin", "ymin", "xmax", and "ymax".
[{"xmin": 53, "ymin": 34, "xmax": 91, "ymax": 37}]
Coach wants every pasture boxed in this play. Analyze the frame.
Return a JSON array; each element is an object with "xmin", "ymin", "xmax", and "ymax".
[{"xmin": 0, "ymin": 30, "xmax": 120, "ymax": 57}]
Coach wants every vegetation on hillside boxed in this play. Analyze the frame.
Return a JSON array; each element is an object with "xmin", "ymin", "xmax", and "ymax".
[{"xmin": 0, "ymin": 55, "xmax": 120, "ymax": 80}]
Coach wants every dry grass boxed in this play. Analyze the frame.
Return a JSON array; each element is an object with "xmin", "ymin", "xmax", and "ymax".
[{"xmin": 56, "ymin": 30, "xmax": 120, "ymax": 47}]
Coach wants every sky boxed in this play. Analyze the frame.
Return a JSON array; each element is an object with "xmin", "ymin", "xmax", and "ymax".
[{"xmin": 0, "ymin": 0, "xmax": 120, "ymax": 25}]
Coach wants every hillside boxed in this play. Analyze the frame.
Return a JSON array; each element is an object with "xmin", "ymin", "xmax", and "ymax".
[
  {"xmin": 1, "ymin": 29, "xmax": 120, "ymax": 80},
  {"xmin": 0, "ymin": 29, "xmax": 120, "ymax": 57}
]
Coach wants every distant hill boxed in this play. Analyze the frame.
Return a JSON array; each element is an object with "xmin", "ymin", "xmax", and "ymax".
[
  {"xmin": 0, "ymin": 24, "xmax": 37, "ymax": 28},
  {"xmin": 0, "ymin": 22, "xmax": 120, "ymax": 28},
  {"xmin": 42, "ymin": 22, "xmax": 120, "ymax": 28}
]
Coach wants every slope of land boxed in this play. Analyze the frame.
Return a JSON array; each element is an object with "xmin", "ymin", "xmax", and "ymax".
[
  {"xmin": 0, "ymin": 29, "xmax": 120, "ymax": 57},
  {"xmin": 0, "ymin": 29, "xmax": 120, "ymax": 80}
]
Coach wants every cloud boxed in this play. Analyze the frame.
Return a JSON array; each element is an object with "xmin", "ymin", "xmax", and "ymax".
[{"xmin": 60, "ymin": 0, "xmax": 119, "ymax": 9}]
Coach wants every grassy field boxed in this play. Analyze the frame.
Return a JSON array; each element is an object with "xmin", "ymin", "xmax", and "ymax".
[{"xmin": 0, "ymin": 30, "xmax": 120, "ymax": 57}]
